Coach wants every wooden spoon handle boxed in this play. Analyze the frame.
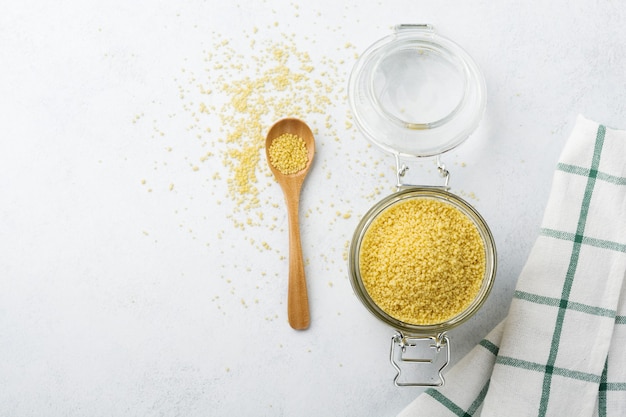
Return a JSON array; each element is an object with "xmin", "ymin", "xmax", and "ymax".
[{"xmin": 286, "ymin": 196, "xmax": 310, "ymax": 330}]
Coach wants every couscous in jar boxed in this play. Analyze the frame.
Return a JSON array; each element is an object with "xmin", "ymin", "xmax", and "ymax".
[{"xmin": 349, "ymin": 187, "xmax": 496, "ymax": 335}]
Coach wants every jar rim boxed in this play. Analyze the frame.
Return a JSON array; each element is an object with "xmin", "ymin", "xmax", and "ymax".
[{"xmin": 348, "ymin": 188, "xmax": 497, "ymax": 335}]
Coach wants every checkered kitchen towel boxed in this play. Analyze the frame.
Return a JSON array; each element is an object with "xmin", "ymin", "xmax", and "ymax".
[{"xmin": 398, "ymin": 115, "xmax": 626, "ymax": 417}]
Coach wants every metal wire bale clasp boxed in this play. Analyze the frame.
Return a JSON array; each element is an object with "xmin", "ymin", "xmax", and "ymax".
[
  {"xmin": 390, "ymin": 331, "xmax": 451, "ymax": 387},
  {"xmin": 394, "ymin": 154, "xmax": 450, "ymax": 190}
]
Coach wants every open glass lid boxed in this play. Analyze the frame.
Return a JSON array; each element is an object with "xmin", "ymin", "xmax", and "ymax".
[{"xmin": 348, "ymin": 24, "xmax": 486, "ymax": 158}]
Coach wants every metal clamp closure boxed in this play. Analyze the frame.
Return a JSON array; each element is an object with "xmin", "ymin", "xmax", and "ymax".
[
  {"xmin": 394, "ymin": 24, "xmax": 435, "ymax": 34},
  {"xmin": 395, "ymin": 154, "xmax": 450, "ymax": 190},
  {"xmin": 390, "ymin": 331, "xmax": 450, "ymax": 387}
]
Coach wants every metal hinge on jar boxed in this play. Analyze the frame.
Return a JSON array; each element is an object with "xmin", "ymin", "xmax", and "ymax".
[
  {"xmin": 394, "ymin": 23, "xmax": 435, "ymax": 34},
  {"xmin": 395, "ymin": 154, "xmax": 450, "ymax": 190},
  {"xmin": 390, "ymin": 331, "xmax": 450, "ymax": 387}
]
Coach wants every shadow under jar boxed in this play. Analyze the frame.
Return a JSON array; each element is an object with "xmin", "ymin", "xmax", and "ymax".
[{"xmin": 347, "ymin": 24, "xmax": 497, "ymax": 386}]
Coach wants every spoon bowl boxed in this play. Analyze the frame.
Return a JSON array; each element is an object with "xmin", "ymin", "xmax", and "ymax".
[{"xmin": 266, "ymin": 118, "xmax": 315, "ymax": 330}]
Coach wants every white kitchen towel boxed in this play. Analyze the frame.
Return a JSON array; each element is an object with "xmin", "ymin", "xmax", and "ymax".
[{"xmin": 397, "ymin": 115, "xmax": 626, "ymax": 417}]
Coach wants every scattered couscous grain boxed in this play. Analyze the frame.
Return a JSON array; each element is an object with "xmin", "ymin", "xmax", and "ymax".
[
  {"xmin": 358, "ymin": 197, "xmax": 485, "ymax": 325},
  {"xmin": 268, "ymin": 133, "xmax": 308, "ymax": 174}
]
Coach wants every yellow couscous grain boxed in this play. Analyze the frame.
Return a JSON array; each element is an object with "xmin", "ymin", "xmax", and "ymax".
[
  {"xmin": 268, "ymin": 133, "xmax": 308, "ymax": 174},
  {"xmin": 358, "ymin": 198, "xmax": 485, "ymax": 325}
]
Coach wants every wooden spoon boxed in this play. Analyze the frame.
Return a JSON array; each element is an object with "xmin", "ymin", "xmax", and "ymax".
[{"xmin": 265, "ymin": 118, "xmax": 315, "ymax": 330}]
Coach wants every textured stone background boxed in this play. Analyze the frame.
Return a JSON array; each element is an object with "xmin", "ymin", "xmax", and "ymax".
[{"xmin": 1, "ymin": 1, "xmax": 625, "ymax": 416}]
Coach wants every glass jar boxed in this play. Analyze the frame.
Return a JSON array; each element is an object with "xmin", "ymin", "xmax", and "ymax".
[{"xmin": 347, "ymin": 24, "xmax": 496, "ymax": 386}]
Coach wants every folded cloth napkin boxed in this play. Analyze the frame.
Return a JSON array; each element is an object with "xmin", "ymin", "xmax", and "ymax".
[{"xmin": 397, "ymin": 115, "xmax": 626, "ymax": 417}]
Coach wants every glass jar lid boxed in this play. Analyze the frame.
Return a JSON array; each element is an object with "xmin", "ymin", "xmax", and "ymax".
[{"xmin": 348, "ymin": 24, "xmax": 486, "ymax": 158}]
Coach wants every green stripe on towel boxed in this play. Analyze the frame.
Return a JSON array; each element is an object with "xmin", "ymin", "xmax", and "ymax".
[
  {"xmin": 478, "ymin": 339, "xmax": 499, "ymax": 356},
  {"xmin": 540, "ymin": 228, "xmax": 626, "ymax": 253},
  {"xmin": 514, "ymin": 290, "xmax": 617, "ymax": 318},
  {"xmin": 496, "ymin": 356, "xmax": 601, "ymax": 383},
  {"xmin": 557, "ymin": 163, "xmax": 626, "ymax": 185},
  {"xmin": 425, "ymin": 380, "xmax": 491, "ymax": 417}
]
